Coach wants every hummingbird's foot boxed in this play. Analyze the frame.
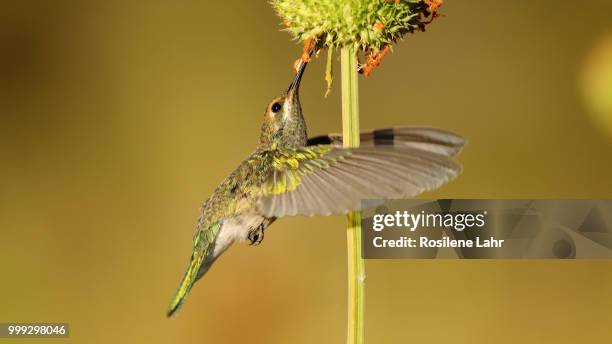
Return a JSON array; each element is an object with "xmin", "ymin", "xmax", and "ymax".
[{"xmin": 247, "ymin": 224, "xmax": 265, "ymax": 246}]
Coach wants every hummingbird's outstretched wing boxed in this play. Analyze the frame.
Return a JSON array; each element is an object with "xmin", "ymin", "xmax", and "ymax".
[
  {"xmin": 167, "ymin": 222, "xmax": 221, "ymax": 317},
  {"xmin": 307, "ymin": 127, "xmax": 465, "ymax": 157},
  {"xmin": 255, "ymin": 142, "xmax": 464, "ymax": 218}
]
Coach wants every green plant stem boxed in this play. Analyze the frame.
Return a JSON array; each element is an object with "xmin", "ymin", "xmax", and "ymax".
[{"xmin": 341, "ymin": 45, "xmax": 364, "ymax": 344}]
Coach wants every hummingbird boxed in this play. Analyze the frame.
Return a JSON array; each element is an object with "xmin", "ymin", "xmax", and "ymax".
[{"xmin": 166, "ymin": 57, "xmax": 465, "ymax": 317}]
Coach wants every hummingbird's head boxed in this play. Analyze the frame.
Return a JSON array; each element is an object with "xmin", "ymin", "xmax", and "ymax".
[{"xmin": 259, "ymin": 59, "xmax": 309, "ymax": 149}]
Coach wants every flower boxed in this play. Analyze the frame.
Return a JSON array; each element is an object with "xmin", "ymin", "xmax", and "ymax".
[{"xmin": 272, "ymin": 0, "xmax": 442, "ymax": 52}]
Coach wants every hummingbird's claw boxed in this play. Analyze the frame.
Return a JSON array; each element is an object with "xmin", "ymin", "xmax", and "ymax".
[{"xmin": 247, "ymin": 224, "xmax": 265, "ymax": 246}]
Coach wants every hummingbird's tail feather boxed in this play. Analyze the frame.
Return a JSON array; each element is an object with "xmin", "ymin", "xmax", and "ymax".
[
  {"xmin": 307, "ymin": 127, "xmax": 465, "ymax": 157},
  {"xmin": 167, "ymin": 224, "xmax": 220, "ymax": 317},
  {"xmin": 167, "ymin": 249, "xmax": 206, "ymax": 318}
]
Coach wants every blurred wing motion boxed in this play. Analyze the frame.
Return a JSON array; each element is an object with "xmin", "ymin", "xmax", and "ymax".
[
  {"xmin": 256, "ymin": 129, "xmax": 465, "ymax": 218},
  {"xmin": 307, "ymin": 127, "xmax": 465, "ymax": 157},
  {"xmin": 167, "ymin": 222, "xmax": 220, "ymax": 317}
]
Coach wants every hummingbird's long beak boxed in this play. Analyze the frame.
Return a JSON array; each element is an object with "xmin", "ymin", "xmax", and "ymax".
[{"xmin": 287, "ymin": 58, "xmax": 308, "ymax": 94}]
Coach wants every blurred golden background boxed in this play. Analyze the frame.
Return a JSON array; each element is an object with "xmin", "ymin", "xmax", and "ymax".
[{"xmin": 1, "ymin": 1, "xmax": 612, "ymax": 343}]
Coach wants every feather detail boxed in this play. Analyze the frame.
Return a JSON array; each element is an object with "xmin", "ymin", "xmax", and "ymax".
[
  {"xmin": 167, "ymin": 222, "xmax": 221, "ymax": 317},
  {"xmin": 256, "ymin": 143, "xmax": 464, "ymax": 218},
  {"xmin": 307, "ymin": 127, "xmax": 466, "ymax": 157}
]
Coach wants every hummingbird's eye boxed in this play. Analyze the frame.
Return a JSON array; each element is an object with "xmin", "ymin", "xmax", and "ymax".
[{"xmin": 271, "ymin": 102, "xmax": 282, "ymax": 113}]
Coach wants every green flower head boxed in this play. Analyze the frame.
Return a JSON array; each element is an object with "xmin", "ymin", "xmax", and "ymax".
[{"xmin": 272, "ymin": 0, "xmax": 442, "ymax": 52}]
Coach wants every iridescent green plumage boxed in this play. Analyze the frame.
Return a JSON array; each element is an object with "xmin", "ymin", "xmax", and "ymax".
[
  {"xmin": 167, "ymin": 223, "xmax": 220, "ymax": 315},
  {"xmin": 167, "ymin": 59, "xmax": 465, "ymax": 317}
]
